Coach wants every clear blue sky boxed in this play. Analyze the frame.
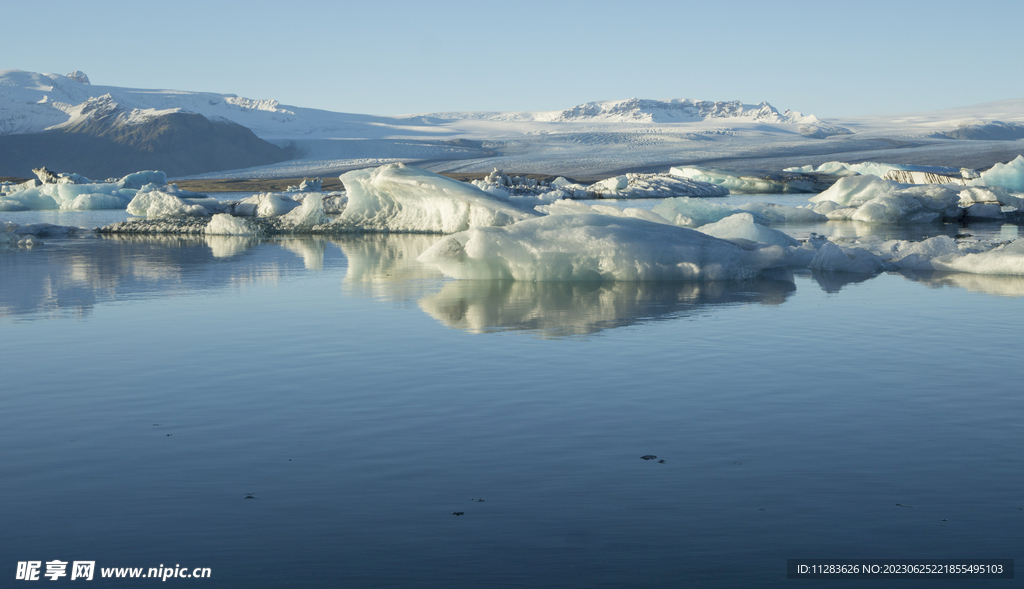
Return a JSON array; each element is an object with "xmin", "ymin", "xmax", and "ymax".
[{"xmin": 4, "ymin": 0, "xmax": 1022, "ymax": 118}]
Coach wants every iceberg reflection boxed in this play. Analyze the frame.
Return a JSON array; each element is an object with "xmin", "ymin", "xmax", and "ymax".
[
  {"xmin": 418, "ymin": 278, "xmax": 796, "ymax": 337},
  {"xmin": 900, "ymin": 270, "xmax": 1024, "ymax": 298}
]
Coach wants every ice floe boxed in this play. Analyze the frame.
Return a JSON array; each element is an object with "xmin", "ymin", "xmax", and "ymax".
[
  {"xmin": 669, "ymin": 166, "xmax": 829, "ymax": 194},
  {"xmin": 417, "ymin": 214, "xmax": 789, "ymax": 281},
  {"xmin": 335, "ymin": 163, "xmax": 538, "ymax": 233},
  {"xmin": 0, "ymin": 167, "xmax": 205, "ymax": 212},
  {"xmin": 928, "ymin": 239, "xmax": 1024, "ymax": 275},
  {"xmin": 127, "ymin": 191, "xmax": 211, "ymax": 218},
  {"xmin": 471, "ymin": 169, "xmax": 727, "ymax": 200},
  {"xmin": 652, "ymin": 197, "xmax": 765, "ymax": 228},
  {"xmin": 810, "ymin": 175, "xmax": 962, "ymax": 223},
  {"xmin": 206, "ymin": 214, "xmax": 258, "ymax": 236},
  {"xmin": 696, "ymin": 213, "xmax": 801, "ymax": 247}
]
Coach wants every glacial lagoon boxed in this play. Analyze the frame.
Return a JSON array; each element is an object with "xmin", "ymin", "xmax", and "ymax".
[{"xmin": 2, "ymin": 200, "xmax": 1023, "ymax": 588}]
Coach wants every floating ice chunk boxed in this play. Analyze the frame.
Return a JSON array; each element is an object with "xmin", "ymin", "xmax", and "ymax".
[
  {"xmin": 235, "ymin": 192, "xmax": 301, "ymax": 217},
  {"xmin": 882, "ymin": 169, "xmax": 969, "ymax": 185},
  {"xmin": 810, "ymin": 175, "xmax": 899, "ymax": 208},
  {"xmin": 670, "ymin": 166, "xmax": 821, "ymax": 193},
  {"xmin": 809, "ymin": 242, "xmax": 885, "ymax": 273},
  {"xmin": 62, "ymin": 193, "xmax": 132, "ymax": 210},
  {"xmin": 418, "ymin": 214, "xmax": 788, "ymax": 281},
  {"xmin": 472, "ymin": 169, "xmax": 726, "ymax": 200},
  {"xmin": 735, "ymin": 202, "xmax": 827, "ymax": 223},
  {"xmin": 930, "ymin": 239, "xmax": 1024, "ymax": 275},
  {"xmin": 536, "ymin": 200, "xmax": 673, "ymax": 225},
  {"xmin": 973, "ymin": 155, "xmax": 1024, "ymax": 192},
  {"xmin": 127, "ymin": 191, "xmax": 210, "ymax": 218},
  {"xmin": 206, "ymin": 213, "xmax": 258, "ymax": 235},
  {"xmin": 957, "ymin": 186, "xmax": 1022, "ymax": 209},
  {"xmin": 280, "ymin": 193, "xmax": 330, "ymax": 229},
  {"xmin": 337, "ymin": 163, "xmax": 538, "ymax": 233},
  {"xmin": 811, "ymin": 175, "xmax": 961, "ymax": 223},
  {"xmin": 964, "ymin": 203, "xmax": 1003, "ymax": 219},
  {"xmin": 696, "ymin": 213, "xmax": 800, "ymax": 247},
  {"xmin": 652, "ymin": 197, "xmax": 766, "ymax": 228},
  {"xmin": 863, "ymin": 236, "xmax": 961, "ymax": 269},
  {"xmin": 0, "ymin": 199, "xmax": 31, "ymax": 211},
  {"xmin": 285, "ymin": 178, "xmax": 323, "ymax": 192},
  {"xmin": 119, "ymin": 171, "xmax": 168, "ymax": 189},
  {"xmin": 592, "ymin": 175, "xmax": 629, "ymax": 193},
  {"xmin": 789, "ymin": 161, "xmax": 968, "ymax": 179}
]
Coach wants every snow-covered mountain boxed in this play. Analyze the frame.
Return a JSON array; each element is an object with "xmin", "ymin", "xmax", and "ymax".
[{"xmin": 1, "ymin": 69, "xmax": 1022, "ymax": 180}]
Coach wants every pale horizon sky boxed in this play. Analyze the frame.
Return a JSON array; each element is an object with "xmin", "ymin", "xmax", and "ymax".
[{"xmin": 4, "ymin": 0, "xmax": 1023, "ymax": 119}]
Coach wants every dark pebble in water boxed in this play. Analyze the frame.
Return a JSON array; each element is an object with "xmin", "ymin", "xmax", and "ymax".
[
  {"xmin": 166, "ymin": 434, "xmax": 171, "ymax": 437},
  {"xmin": 759, "ymin": 508, "xmax": 765, "ymax": 511},
  {"xmin": 452, "ymin": 512, "xmax": 464, "ymax": 516},
  {"xmin": 942, "ymin": 519, "xmax": 947, "ymax": 521},
  {"xmin": 478, "ymin": 499, "xmax": 485, "ymax": 502},
  {"xmin": 245, "ymin": 494, "xmax": 256, "ymax": 499},
  {"xmin": 658, "ymin": 460, "xmax": 666, "ymax": 464},
  {"xmin": 896, "ymin": 503, "xmax": 913, "ymax": 508},
  {"xmin": 641, "ymin": 455, "xmax": 657, "ymax": 461},
  {"xmin": 153, "ymin": 424, "xmax": 161, "ymax": 426}
]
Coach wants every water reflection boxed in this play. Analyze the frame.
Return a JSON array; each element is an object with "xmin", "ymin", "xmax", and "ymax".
[
  {"xmin": 809, "ymin": 269, "xmax": 878, "ymax": 293},
  {"xmin": 4, "ymin": 234, "xmax": 1023, "ymax": 330},
  {"xmin": 900, "ymin": 270, "xmax": 1024, "ymax": 298},
  {"xmin": 0, "ymin": 234, "xmax": 333, "ymax": 320},
  {"xmin": 418, "ymin": 278, "xmax": 796, "ymax": 336}
]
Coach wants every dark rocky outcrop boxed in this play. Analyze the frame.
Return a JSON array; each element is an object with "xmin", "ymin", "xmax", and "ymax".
[{"xmin": 0, "ymin": 111, "xmax": 294, "ymax": 179}]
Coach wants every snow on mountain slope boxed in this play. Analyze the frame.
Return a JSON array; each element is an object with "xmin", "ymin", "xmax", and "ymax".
[{"xmin": 2, "ymin": 69, "xmax": 1023, "ymax": 180}]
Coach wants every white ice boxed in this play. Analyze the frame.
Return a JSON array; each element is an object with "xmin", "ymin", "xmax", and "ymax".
[
  {"xmin": 810, "ymin": 175, "xmax": 961, "ymax": 223},
  {"xmin": 696, "ymin": 213, "xmax": 801, "ymax": 247},
  {"xmin": 206, "ymin": 214, "xmax": 258, "ymax": 235},
  {"xmin": 929, "ymin": 239, "xmax": 1024, "ymax": 275},
  {"xmin": 417, "ymin": 214, "xmax": 788, "ymax": 281},
  {"xmin": 280, "ymin": 193, "xmax": 330, "ymax": 229},
  {"xmin": 335, "ymin": 163, "xmax": 538, "ymax": 233},
  {"xmin": 652, "ymin": 197, "xmax": 766, "ymax": 228},
  {"xmin": 972, "ymin": 155, "xmax": 1024, "ymax": 192},
  {"xmin": 670, "ymin": 167, "xmax": 817, "ymax": 194},
  {"xmin": 126, "ymin": 191, "xmax": 210, "ymax": 218}
]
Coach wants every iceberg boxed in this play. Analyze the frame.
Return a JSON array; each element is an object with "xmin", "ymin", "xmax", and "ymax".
[
  {"xmin": 652, "ymin": 197, "xmax": 766, "ymax": 228},
  {"xmin": 127, "ymin": 191, "xmax": 210, "ymax": 218},
  {"xmin": 234, "ymin": 192, "xmax": 301, "ymax": 217},
  {"xmin": 280, "ymin": 193, "xmax": 330, "ymax": 230},
  {"xmin": 536, "ymin": 199, "xmax": 673, "ymax": 225},
  {"xmin": 696, "ymin": 213, "xmax": 801, "ymax": 247},
  {"xmin": 670, "ymin": 166, "xmax": 824, "ymax": 194},
  {"xmin": 734, "ymin": 202, "xmax": 827, "ymax": 224},
  {"xmin": 206, "ymin": 214, "xmax": 258, "ymax": 236},
  {"xmin": 972, "ymin": 155, "xmax": 1024, "ymax": 192},
  {"xmin": 336, "ymin": 163, "xmax": 538, "ymax": 233},
  {"xmin": 809, "ymin": 242, "xmax": 885, "ymax": 274},
  {"xmin": 418, "ymin": 214, "xmax": 788, "ymax": 281},
  {"xmin": 929, "ymin": 239, "xmax": 1024, "ymax": 275},
  {"xmin": 471, "ymin": 169, "xmax": 727, "ymax": 201},
  {"xmin": 811, "ymin": 176, "xmax": 961, "ymax": 223}
]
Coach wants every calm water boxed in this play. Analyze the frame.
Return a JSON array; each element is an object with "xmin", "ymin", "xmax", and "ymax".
[{"xmin": 2, "ymin": 209, "xmax": 1023, "ymax": 587}]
